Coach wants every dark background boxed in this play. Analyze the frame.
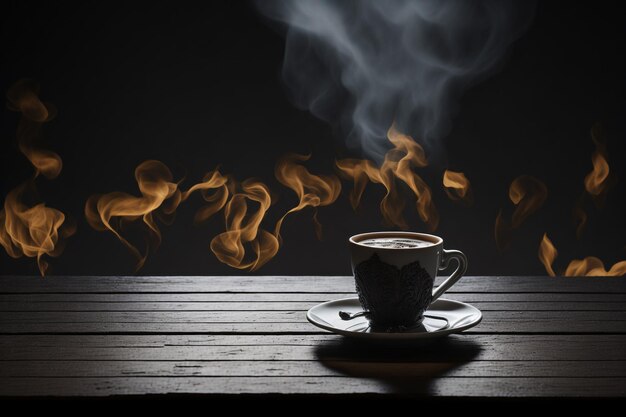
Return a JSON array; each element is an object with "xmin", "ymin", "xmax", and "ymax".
[{"xmin": 1, "ymin": 0, "xmax": 624, "ymax": 276}]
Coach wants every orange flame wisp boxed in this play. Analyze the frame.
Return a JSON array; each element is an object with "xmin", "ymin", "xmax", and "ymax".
[
  {"xmin": 274, "ymin": 153, "xmax": 341, "ymax": 240},
  {"xmin": 387, "ymin": 126, "xmax": 438, "ymax": 229},
  {"xmin": 210, "ymin": 180, "xmax": 278, "ymax": 271},
  {"xmin": 6, "ymin": 79, "xmax": 62, "ymax": 179},
  {"xmin": 0, "ymin": 185, "xmax": 74, "ymax": 276},
  {"xmin": 495, "ymin": 175, "xmax": 547, "ymax": 250},
  {"xmin": 0, "ymin": 80, "xmax": 74, "ymax": 276},
  {"xmin": 181, "ymin": 170, "xmax": 230, "ymax": 223},
  {"xmin": 584, "ymin": 125, "xmax": 610, "ymax": 198},
  {"xmin": 335, "ymin": 158, "xmax": 401, "ymax": 224},
  {"xmin": 443, "ymin": 170, "xmax": 473, "ymax": 205},
  {"xmin": 336, "ymin": 125, "xmax": 438, "ymax": 230},
  {"xmin": 538, "ymin": 233, "xmax": 625, "ymax": 277},
  {"xmin": 565, "ymin": 258, "xmax": 626, "ymax": 277},
  {"xmin": 584, "ymin": 152, "xmax": 610, "ymax": 196},
  {"xmin": 574, "ymin": 125, "xmax": 613, "ymax": 238},
  {"xmin": 509, "ymin": 175, "xmax": 548, "ymax": 228},
  {"xmin": 538, "ymin": 233, "xmax": 558, "ymax": 277},
  {"xmin": 85, "ymin": 160, "xmax": 181, "ymax": 271}
]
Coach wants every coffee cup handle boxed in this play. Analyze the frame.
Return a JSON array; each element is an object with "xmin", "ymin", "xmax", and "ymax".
[{"xmin": 432, "ymin": 249, "xmax": 467, "ymax": 302}]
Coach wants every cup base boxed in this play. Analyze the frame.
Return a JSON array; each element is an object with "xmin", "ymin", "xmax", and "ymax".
[{"xmin": 368, "ymin": 314, "xmax": 425, "ymax": 333}]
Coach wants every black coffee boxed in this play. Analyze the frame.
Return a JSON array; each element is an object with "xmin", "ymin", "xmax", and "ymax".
[{"xmin": 360, "ymin": 237, "xmax": 432, "ymax": 249}]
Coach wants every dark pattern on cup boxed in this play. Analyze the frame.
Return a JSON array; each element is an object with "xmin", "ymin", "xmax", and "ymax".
[{"xmin": 354, "ymin": 253, "xmax": 433, "ymax": 330}]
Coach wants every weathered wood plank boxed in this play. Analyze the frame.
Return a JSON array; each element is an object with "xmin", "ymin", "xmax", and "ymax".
[
  {"xmin": 0, "ymin": 311, "xmax": 310, "ymax": 322},
  {"xmin": 0, "ymin": 334, "xmax": 338, "ymax": 347},
  {"xmin": 0, "ymin": 322, "xmax": 338, "ymax": 333},
  {"xmin": 1, "ymin": 376, "xmax": 624, "ymax": 397},
  {"xmin": 1, "ymin": 301, "xmax": 623, "ymax": 312},
  {"xmin": 0, "ymin": 293, "xmax": 357, "ymax": 302},
  {"xmin": 1, "ymin": 360, "xmax": 623, "ymax": 378},
  {"xmin": 0, "ymin": 276, "xmax": 624, "ymax": 294},
  {"xmin": 1, "ymin": 334, "xmax": 625, "ymax": 361},
  {"xmin": 2, "ymin": 292, "xmax": 624, "ymax": 303},
  {"xmin": 2, "ymin": 310, "xmax": 625, "ymax": 322},
  {"xmin": 0, "ymin": 310, "xmax": 624, "ymax": 336},
  {"xmin": 0, "ymin": 318, "xmax": 623, "ymax": 334}
]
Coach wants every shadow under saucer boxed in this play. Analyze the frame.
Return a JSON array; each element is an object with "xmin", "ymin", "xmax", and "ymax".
[{"xmin": 314, "ymin": 335, "xmax": 482, "ymax": 395}]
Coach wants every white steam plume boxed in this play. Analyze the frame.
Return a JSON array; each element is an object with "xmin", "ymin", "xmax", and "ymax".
[{"xmin": 256, "ymin": 0, "xmax": 535, "ymax": 159}]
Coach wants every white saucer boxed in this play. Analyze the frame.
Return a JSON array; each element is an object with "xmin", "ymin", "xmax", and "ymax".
[{"xmin": 307, "ymin": 297, "xmax": 482, "ymax": 340}]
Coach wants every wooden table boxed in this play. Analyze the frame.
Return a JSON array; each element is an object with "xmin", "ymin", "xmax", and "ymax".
[{"xmin": 0, "ymin": 275, "xmax": 625, "ymax": 399}]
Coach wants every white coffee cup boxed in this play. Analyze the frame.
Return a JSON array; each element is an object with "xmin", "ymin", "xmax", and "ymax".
[{"xmin": 349, "ymin": 231, "xmax": 467, "ymax": 328}]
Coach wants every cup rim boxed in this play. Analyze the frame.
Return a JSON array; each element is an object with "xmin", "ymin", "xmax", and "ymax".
[{"xmin": 349, "ymin": 231, "xmax": 443, "ymax": 249}]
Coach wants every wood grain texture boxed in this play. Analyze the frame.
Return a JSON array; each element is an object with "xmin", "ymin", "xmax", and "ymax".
[
  {"xmin": 1, "ymin": 275, "xmax": 625, "ymax": 293},
  {"xmin": 0, "ymin": 310, "xmax": 624, "ymax": 334},
  {"xmin": 1, "ymin": 334, "xmax": 625, "ymax": 361},
  {"xmin": 0, "ymin": 376, "xmax": 624, "ymax": 397},
  {"xmin": 2, "ymin": 310, "xmax": 625, "ymax": 322},
  {"xmin": 0, "ymin": 275, "xmax": 625, "ymax": 398},
  {"xmin": 2, "ymin": 360, "xmax": 624, "ymax": 378},
  {"xmin": 1, "ymin": 301, "xmax": 624, "ymax": 311},
  {"xmin": 2, "ymin": 292, "xmax": 624, "ymax": 302}
]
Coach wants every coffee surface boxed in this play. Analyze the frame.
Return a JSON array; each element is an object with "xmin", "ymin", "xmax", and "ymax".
[{"xmin": 360, "ymin": 237, "xmax": 433, "ymax": 249}]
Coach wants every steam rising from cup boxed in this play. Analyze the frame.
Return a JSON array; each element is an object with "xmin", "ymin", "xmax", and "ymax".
[{"xmin": 256, "ymin": 0, "xmax": 535, "ymax": 159}]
